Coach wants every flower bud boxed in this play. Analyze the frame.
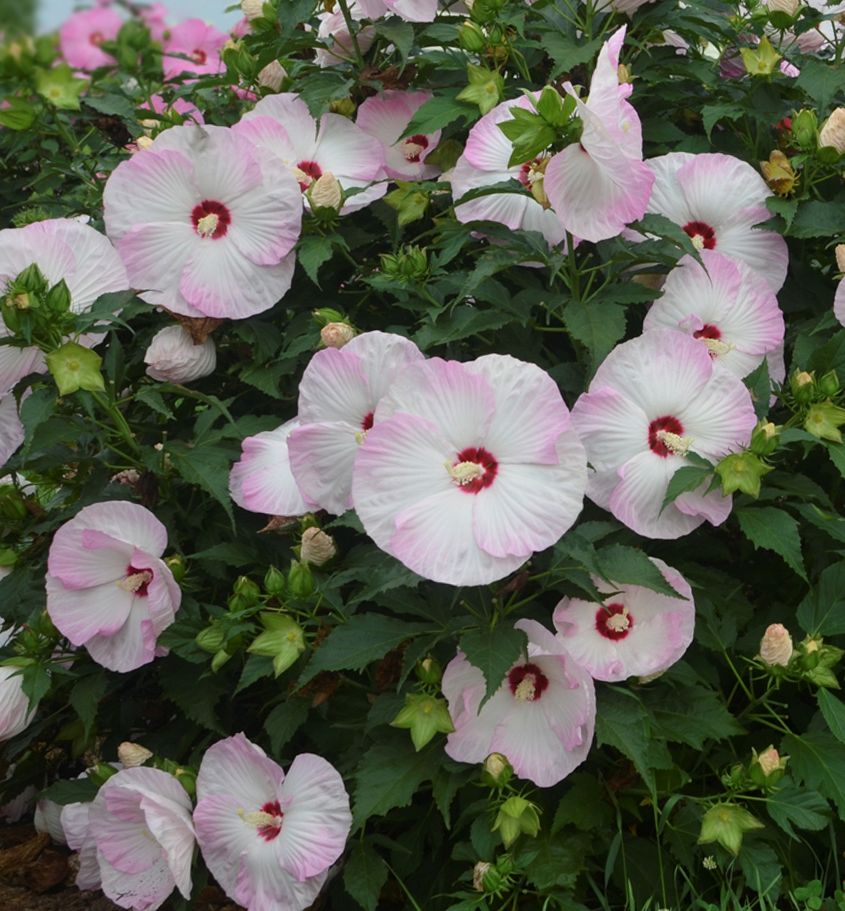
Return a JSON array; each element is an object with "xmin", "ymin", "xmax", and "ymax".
[
  {"xmin": 819, "ymin": 108, "xmax": 845, "ymax": 154},
  {"xmin": 458, "ymin": 20, "xmax": 486, "ymax": 52},
  {"xmin": 754, "ymin": 745, "xmax": 787, "ymax": 777},
  {"xmin": 300, "ymin": 527, "xmax": 336, "ymax": 566},
  {"xmin": 135, "ymin": 135, "xmax": 155, "ymax": 151},
  {"xmin": 263, "ymin": 565, "xmax": 286, "ymax": 596},
  {"xmin": 257, "ymin": 60, "xmax": 286, "ymax": 91},
  {"xmin": 309, "ymin": 172, "xmax": 343, "ymax": 211},
  {"xmin": 329, "ymin": 98, "xmax": 357, "ymax": 117},
  {"xmin": 416, "ymin": 656, "xmax": 442, "ymax": 686},
  {"xmin": 482, "ymin": 752, "xmax": 513, "ymax": 787},
  {"xmin": 492, "ymin": 795, "xmax": 541, "ymax": 848},
  {"xmin": 211, "ymin": 648, "xmax": 233, "ymax": 672},
  {"xmin": 248, "ymin": 614, "xmax": 306, "ymax": 677},
  {"xmin": 233, "ymin": 575, "xmax": 262, "ymax": 606},
  {"xmin": 791, "ymin": 109, "xmax": 818, "ymax": 149},
  {"xmin": 835, "ymin": 244, "xmax": 845, "ymax": 275},
  {"xmin": 473, "ymin": 861, "xmax": 492, "ymax": 892},
  {"xmin": 750, "ymin": 420, "xmax": 779, "ymax": 456},
  {"xmin": 287, "ymin": 559, "xmax": 314, "ymax": 598},
  {"xmin": 766, "ymin": 0, "xmax": 800, "ymax": 13},
  {"xmin": 759, "ymin": 623, "xmax": 793, "ymax": 667},
  {"xmin": 196, "ymin": 625, "xmax": 225, "ymax": 654},
  {"xmin": 320, "ymin": 321, "xmax": 356, "ymax": 349},
  {"xmin": 760, "ymin": 150, "xmax": 797, "ymax": 196},
  {"xmin": 88, "ymin": 762, "xmax": 119, "ymax": 787},
  {"xmin": 144, "ymin": 325, "xmax": 216, "ymax": 384},
  {"xmin": 818, "ymin": 369, "xmax": 841, "ymax": 397},
  {"xmin": 117, "ymin": 741, "xmax": 153, "ymax": 768},
  {"xmin": 790, "ymin": 369, "xmax": 816, "ymax": 403},
  {"xmin": 164, "ymin": 555, "xmax": 186, "ymax": 583},
  {"xmin": 241, "ymin": 0, "xmax": 265, "ymax": 19}
]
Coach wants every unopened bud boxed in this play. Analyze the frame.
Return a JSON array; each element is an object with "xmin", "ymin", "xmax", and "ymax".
[
  {"xmin": 309, "ymin": 172, "xmax": 343, "ymax": 211},
  {"xmin": 321, "ymin": 321, "xmax": 356, "ymax": 348},
  {"xmin": 233, "ymin": 576, "xmax": 261, "ymax": 606},
  {"xmin": 258, "ymin": 60, "xmax": 286, "ymax": 91},
  {"xmin": 416, "ymin": 656, "xmax": 442, "ymax": 685},
  {"xmin": 241, "ymin": 0, "xmax": 265, "ymax": 19},
  {"xmin": 836, "ymin": 244, "xmax": 845, "ymax": 275},
  {"xmin": 89, "ymin": 763, "xmax": 119, "ymax": 787},
  {"xmin": 765, "ymin": 0, "xmax": 800, "ymax": 16},
  {"xmin": 760, "ymin": 149, "xmax": 797, "ymax": 196},
  {"xmin": 819, "ymin": 108, "xmax": 845, "ymax": 155},
  {"xmin": 458, "ymin": 20, "xmax": 486, "ymax": 52},
  {"xmin": 790, "ymin": 109, "xmax": 818, "ymax": 149},
  {"xmin": 263, "ymin": 565, "xmax": 286, "ymax": 596},
  {"xmin": 791, "ymin": 369, "xmax": 815, "ymax": 403},
  {"xmin": 755, "ymin": 745, "xmax": 787, "ymax": 777},
  {"xmin": 165, "ymin": 555, "xmax": 186, "ymax": 583},
  {"xmin": 329, "ymin": 98, "xmax": 357, "ymax": 117},
  {"xmin": 473, "ymin": 861, "xmax": 492, "ymax": 892},
  {"xmin": 759, "ymin": 623, "xmax": 793, "ymax": 667},
  {"xmin": 300, "ymin": 527, "xmax": 336, "ymax": 566},
  {"xmin": 136, "ymin": 135, "xmax": 154, "ymax": 151},
  {"xmin": 196, "ymin": 625, "xmax": 225, "ymax": 654},
  {"xmin": 750, "ymin": 420, "xmax": 779, "ymax": 456},
  {"xmin": 482, "ymin": 752, "xmax": 513, "ymax": 787},
  {"xmin": 818, "ymin": 369, "xmax": 840, "ymax": 397},
  {"xmin": 117, "ymin": 741, "xmax": 153, "ymax": 768},
  {"xmin": 288, "ymin": 559, "xmax": 314, "ymax": 598}
]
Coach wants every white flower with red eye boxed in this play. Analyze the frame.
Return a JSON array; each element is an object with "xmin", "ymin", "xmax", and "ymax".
[
  {"xmin": 287, "ymin": 331, "xmax": 424, "ymax": 515},
  {"xmin": 553, "ymin": 557, "xmax": 695, "ymax": 682},
  {"xmin": 357, "ymin": 0, "xmax": 438, "ymax": 21},
  {"xmin": 59, "ymin": 8, "xmax": 122, "ymax": 71},
  {"xmin": 233, "ymin": 93, "xmax": 388, "ymax": 215},
  {"xmin": 0, "ymin": 626, "xmax": 34, "ymax": 743},
  {"xmin": 314, "ymin": 0, "xmax": 376, "ymax": 67},
  {"xmin": 643, "ymin": 249, "xmax": 785, "ymax": 380},
  {"xmin": 644, "ymin": 151, "xmax": 789, "ymax": 291},
  {"xmin": 357, "ymin": 91, "xmax": 442, "ymax": 180},
  {"xmin": 351, "ymin": 353, "xmax": 587, "ymax": 586},
  {"xmin": 193, "ymin": 733, "xmax": 351, "ymax": 911},
  {"xmin": 45, "ymin": 501, "xmax": 182, "ymax": 673},
  {"xmin": 442, "ymin": 620, "xmax": 595, "ymax": 787},
  {"xmin": 570, "ymin": 328, "xmax": 757, "ymax": 540},
  {"xmin": 103, "ymin": 124, "xmax": 302, "ymax": 321}
]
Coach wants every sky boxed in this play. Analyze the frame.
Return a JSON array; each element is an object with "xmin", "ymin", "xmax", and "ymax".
[{"xmin": 38, "ymin": 0, "xmax": 239, "ymax": 31}]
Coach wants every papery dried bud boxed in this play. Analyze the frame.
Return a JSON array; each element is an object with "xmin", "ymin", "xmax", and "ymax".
[
  {"xmin": 473, "ymin": 861, "xmax": 491, "ymax": 892},
  {"xmin": 117, "ymin": 741, "xmax": 153, "ymax": 768},
  {"xmin": 765, "ymin": 0, "xmax": 800, "ymax": 15},
  {"xmin": 300, "ymin": 527, "xmax": 336, "ymax": 566},
  {"xmin": 321, "ymin": 321, "xmax": 356, "ymax": 349},
  {"xmin": 241, "ymin": 0, "xmax": 265, "ymax": 19},
  {"xmin": 111, "ymin": 469, "xmax": 141, "ymax": 487},
  {"xmin": 135, "ymin": 135, "xmax": 155, "ymax": 151},
  {"xmin": 759, "ymin": 623, "xmax": 793, "ymax": 666},
  {"xmin": 760, "ymin": 149, "xmax": 797, "ymax": 196},
  {"xmin": 144, "ymin": 325, "xmax": 216, "ymax": 384},
  {"xmin": 819, "ymin": 108, "xmax": 845, "ymax": 154},
  {"xmin": 309, "ymin": 172, "xmax": 343, "ymax": 211},
  {"xmin": 617, "ymin": 63, "xmax": 632, "ymax": 84},
  {"xmin": 258, "ymin": 60, "xmax": 286, "ymax": 91},
  {"xmin": 835, "ymin": 244, "xmax": 845, "ymax": 274}
]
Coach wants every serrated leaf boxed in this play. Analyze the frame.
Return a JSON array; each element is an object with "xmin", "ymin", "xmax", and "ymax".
[
  {"xmin": 136, "ymin": 385, "xmax": 175, "ymax": 420},
  {"xmin": 264, "ymin": 699, "xmax": 310, "ymax": 757},
  {"xmin": 69, "ymin": 673, "xmax": 108, "ymax": 741},
  {"xmin": 299, "ymin": 615, "xmax": 431, "ymax": 686},
  {"xmin": 661, "ymin": 465, "xmax": 712, "ymax": 510},
  {"xmin": 818, "ymin": 688, "xmax": 845, "ymax": 743},
  {"xmin": 159, "ymin": 659, "xmax": 226, "ymax": 734},
  {"xmin": 460, "ymin": 624, "xmax": 527, "ymax": 702},
  {"xmin": 19, "ymin": 387, "xmax": 57, "ymax": 458},
  {"xmin": 701, "ymin": 102, "xmax": 743, "ymax": 140},
  {"xmin": 767, "ymin": 783, "xmax": 831, "ymax": 838},
  {"xmin": 795, "ymin": 57, "xmax": 845, "ymax": 111},
  {"xmin": 798, "ymin": 562, "xmax": 845, "ymax": 635},
  {"xmin": 297, "ymin": 234, "xmax": 336, "ymax": 287},
  {"xmin": 787, "ymin": 200, "xmax": 845, "ymax": 239},
  {"xmin": 235, "ymin": 654, "xmax": 274, "ymax": 694},
  {"xmin": 595, "ymin": 544, "xmax": 683, "ymax": 597},
  {"xmin": 402, "ymin": 91, "xmax": 475, "ymax": 137},
  {"xmin": 40, "ymin": 776, "xmax": 97, "ymax": 806},
  {"xmin": 344, "ymin": 841, "xmax": 388, "ymax": 911},
  {"xmin": 375, "ymin": 20, "xmax": 414, "ymax": 64},
  {"xmin": 736, "ymin": 507, "xmax": 806, "ymax": 580},
  {"xmin": 643, "ymin": 684, "xmax": 744, "ymax": 749},
  {"xmin": 783, "ymin": 731, "xmax": 845, "ymax": 820},
  {"xmin": 278, "ymin": 0, "xmax": 316, "ymax": 29},
  {"xmin": 563, "ymin": 300, "xmax": 626, "ymax": 370},
  {"xmin": 170, "ymin": 441, "xmax": 236, "ymax": 526}
]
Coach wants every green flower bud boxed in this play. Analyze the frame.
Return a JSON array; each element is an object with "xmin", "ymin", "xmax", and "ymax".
[
  {"xmin": 264, "ymin": 565, "xmax": 286, "ymax": 596},
  {"xmin": 211, "ymin": 647, "xmax": 233, "ymax": 672},
  {"xmin": 164, "ymin": 555, "xmax": 186, "ymax": 583},
  {"xmin": 196, "ymin": 626, "xmax": 225, "ymax": 654},
  {"xmin": 492, "ymin": 796, "xmax": 541, "ymax": 848},
  {"xmin": 391, "ymin": 693, "xmax": 455, "ymax": 751},
  {"xmin": 715, "ymin": 451, "xmax": 773, "ymax": 497},
  {"xmin": 312, "ymin": 308, "xmax": 346, "ymax": 327},
  {"xmin": 46, "ymin": 342, "xmax": 105, "ymax": 396},
  {"xmin": 790, "ymin": 369, "xmax": 816, "ymax": 403},
  {"xmin": 458, "ymin": 20, "xmax": 487, "ymax": 52},
  {"xmin": 791, "ymin": 109, "xmax": 818, "ymax": 149},
  {"xmin": 249, "ymin": 613, "xmax": 306, "ymax": 677},
  {"xmin": 329, "ymin": 98, "xmax": 357, "ymax": 118},
  {"xmin": 818, "ymin": 370, "xmax": 841, "ymax": 397},
  {"xmin": 44, "ymin": 279, "xmax": 71, "ymax": 316},
  {"xmin": 481, "ymin": 752, "xmax": 513, "ymax": 788},
  {"xmin": 287, "ymin": 560, "xmax": 314, "ymax": 598},
  {"xmin": 750, "ymin": 420, "xmax": 779, "ymax": 457},
  {"xmin": 233, "ymin": 575, "xmax": 262, "ymax": 606},
  {"xmin": 174, "ymin": 767, "xmax": 197, "ymax": 798},
  {"xmin": 416, "ymin": 656, "xmax": 442, "ymax": 686},
  {"xmin": 749, "ymin": 745, "xmax": 788, "ymax": 788}
]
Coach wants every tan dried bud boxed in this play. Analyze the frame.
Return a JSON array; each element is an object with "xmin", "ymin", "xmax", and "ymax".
[
  {"xmin": 135, "ymin": 135, "xmax": 155, "ymax": 151},
  {"xmin": 819, "ymin": 108, "xmax": 845, "ymax": 154},
  {"xmin": 759, "ymin": 623, "xmax": 793, "ymax": 666},
  {"xmin": 320, "ymin": 322, "xmax": 356, "ymax": 349},
  {"xmin": 760, "ymin": 149, "xmax": 797, "ymax": 196},
  {"xmin": 300, "ymin": 527, "xmax": 336, "ymax": 566},
  {"xmin": 258, "ymin": 60, "xmax": 286, "ymax": 92},
  {"xmin": 617, "ymin": 63, "xmax": 633, "ymax": 84},
  {"xmin": 835, "ymin": 244, "xmax": 845, "ymax": 274},
  {"xmin": 766, "ymin": 0, "xmax": 800, "ymax": 15},
  {"xmin": 241, "ymin": 0, "xmax": 265, "ymax": 19},
  {"xmin": 309, "ymin": 172, "xmax": 343, "ymax": 211},
  {"xmin": 117, "ymin": 741, "xmax": 153, "ymax": 768},
  {"xmin": 473, "ymin": 861, "xmax": 491, "ymax": 892}
]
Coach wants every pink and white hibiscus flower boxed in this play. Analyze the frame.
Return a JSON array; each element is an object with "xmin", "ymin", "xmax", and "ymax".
[
  {"xmin": 553, "ymin": 557, "xmax": 695, "ymax": 682},
  {"xmin": 314, "ymin": 1, "xmax": 376, "ymax": 67},
  {"xmin": 357, "ymin": 91, "xmax": 442, "ymax": 180},
  {"xmin": 0, "ymin": 627, "xmax": 34, "ymax": 742},
  {"xmin": 144, "ymin": 324, "xmax": 216, "ymax": 383},
  {"xmin": 544, "ymin": 26, "xmax": 654, "ymax": 243},
  {"xmin": 46, "ymin": 501, "xmax": 182, "ymax": 672},
  {"xmin": 140, "ymin": 94, "xmax": 205, "ymax": 128},
  {"xmin": 104, "ymin": 124, "xmax": 302, "ymax": 320},
  {"xmin": 352, "ymin": 354, "xmax": 587, "ymax": 586},
  {"xmin": 59, "ymin": 7, "xmax": 122, "ymax": 71},
  {"xmin": 570, "ymin": 329, "xmax": 757, "ymax": 539},
  {"xmin": 230, "ymin": 418, "xmax": 313, "ymax": 517},
  {"xmin": 643, "ymin": 250, "xmax": 785, "ymax": 380},
  {"xmin": 233, "ymin": 93, "xmax": 387, "ymax": 215},
  {"xmin": 88, "ymin": 767, "xmax": 195, "ymax": 911},
  {"xmin": 357, "ymin": 0, "xmax": 438, "ymax": 21},
  {"xmin": 449, "ymin": 95, "xmax": 566, "ymax": 247},
  {"xmin": 644, "ymin": 152, "xmax": 789, "ymax": 291},
  {"xmin": 288, "ymin": 331, "xmax": 423, "ymax": 515},
  {"xmin": 833, "ymin": 246, "xmax": 845, "ymax": 327},
  {"xmin": 162, "ymin": 19, "xmax": 228, "ymax": 80},
  {"xmin": 193, "ymin": 733, "xmax": 352, "ymax": 911},
  {"xmin": 0, "ymin": 394, "xmax": 24, "ymax": 469},
  {"xmin": 443, "ymin": 619, "xmax": 595, "ymax": 787}
]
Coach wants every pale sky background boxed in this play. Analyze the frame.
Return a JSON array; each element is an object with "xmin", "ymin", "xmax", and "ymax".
[{"xmin": 38, "ymin": 0, "xmax": 239, "ymax": 30}]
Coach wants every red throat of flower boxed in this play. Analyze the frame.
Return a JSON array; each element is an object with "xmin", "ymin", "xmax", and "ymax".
[
  {"xmin": 648, "ymin": 415, "xmax": 684, "ymax": 458},
  {"xmin": 693, "ymin": 324, "xmax": 721, "ymax": 340},
  {"xmin": 296, "ymin": 160, "xmax": 323, "ymax": 191},
  {"xmin": 595, "ymin": 602, "xmax": 633, "ymax": 640},
  {"xmin": 507, "ymin": 662, "xmax": 549, "ymax": 702},
  {"xmin": 682, "ymin": 220, "xmax": 717, "ymax": 250},
  {"xmin": 121, "ymin": 565, "xmax": 152, "ymax": 597},
  {"xmin": 89, "ymin": 31, "xmax": 105, "ymax": 46},
  {"xmin": 450, "ymin": 447, "xmax": 498, "ymax": 494},
  {"xmin": 361, "ymin": 411, "xmax": 374, "ymax": 432},
  {"xmin": 190, "ymin": 48, "xmax": 208, "ymax": 65},
  {"xmin": 191, "ymin": 200, "xmax": 231, "ymax": 239},
  {"xmin": 401, "ymin": 134, "xmax": 429, "ymax": 163},
  {"xmin": 256, "ymin": 800, "xmax": 284, "ymax": 841}
]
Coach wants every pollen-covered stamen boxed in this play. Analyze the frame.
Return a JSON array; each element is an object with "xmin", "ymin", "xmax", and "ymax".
[
  {"xmin": 191, "ymin": 200, "xmax": 231, "ymax": 239},
  {"xmin": 648, "ymin": 415, "xmax": 692, "ymax": 457},
  {"xmin": 117, "ymin": 565, "xmax": 153, "ymax": 597},
  {"xmin": 517, "ymin": 156, "xmax": 551, "ymax": 208},
  {"xmin": 447, "ymin": 446, "xmax": 498, "ymax": 494},
  {"xmin": 293, "ymin": 160, "xmax": 323, "ymax": 191},
  {"xmin": 401, "ymin": 134, "xmax": 429, "ymax": 163},
  {"xmin": 239, "ymin": 800, "xmax": 284, "ymax": 842},
  {"xmin": 682, "ymin": 220, "xmax": 717, "ymax": 250},
  {"xmin": 507, "ymin": 662, "xmax": 549, "ymax": 702},
  {"xmin": 595, "ymin": 602, "xmax": 633, "ymax": 640}
]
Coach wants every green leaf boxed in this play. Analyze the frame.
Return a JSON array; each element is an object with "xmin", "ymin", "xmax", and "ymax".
[
  {"xmin": 135, "ymin": 385, "xmax": 175, "ymax": 420},
  {"xmin": 169, "ymin": 441, "xmax": 237, "ymax": 526},
  {"xmin": 159, "ymin": 659, "xmax": 227, "ymax": 734},
  {"xmin": 264, "ymin": 699, "xmax": 310, "ymax": 756},
  {"xmin": 0, "ymin": 97, "xmax": 37, "ymax": 130},
  {"xmin": 278, "ymin": 0, "xmax": 316, "ymax": 29},
  {"xmin": 745, "ymin": 357, "xmax": 772, "ymax": 419},
  {"xmin": 783, "ymin": 731, "xmax": 845, "ymax": 820},
  {"xmin": 795, "ymin": 57, "xmax": 845, "ymax": 111},
  {"xmin": 798, "ymin": 562, "xmax": 845, "ymax": 635},
  {"xmin": 235, "ymin": 654, "xmax": 274, "ymax": 694},
  {"xmin": 459, "ymin": 624, "xmax": 527, "ymax": 702},
  {"xmin": 375, "ymin": 20, "xmax": 415, "ymax": 64},
  {"xmin": 765, "ymin": 196, "xmax": 799, "ymax": 231},
  {"xmin": 414, "ymin": 305, "xmax": 515, "ymax": 350},
  {"xmin": 818, "ymin": 688, "xmax": 845, "ymax": 743},
  {"xmin": 19, "ymin": 663, "xmax": 50, "ymax": 709},
  {"xmin": 661, "ymin": 465, "xmax": 712, "ymax": 510},
  {"xmin": 40, "ymin": 776, "xmax": 97, "ymax": 806},
  {"xmin": 69, "ymin": 673, "xmax": 108, "ymax": 741},
  {"xmin": 736, "ymin": 507, "xmax": 806, "ymax": 580},
  {"xmin": 767, "ymin": 783, "xmax": 831, "ymax": 838},
  {"xmin": 701, "ymin": 102, "xmax": 743, "ymax": 140},
  {"xmin": 563, "ymin": 300, "xmax": 626, "ymax": 370},
  {"xmin": 19, "ymin": 387, "xmax": 57, "ymax": 458},
  {"xmin": 352, "ymin": 733, "xmax": 436, "ymax": 826},
  {"xmin": 344, "ymin": 841, "xmax": 388, "ymax": 911},
  {"xmin": 402, "ymin": 91, "xmax": 476, "ymax": 137},
  {"xmin": 787, "ymin": 200, "xmax": 845, "ymax": 239},
  {"xmin": 297, "ymin": 234, "xmax": 336, "ymax": 287},
  {"xmin": 541, "ymin": 31, "xmax": 603, "ymax": 78},
  {"xmin": 552, "ymin": 774, "xmax": 613, "ymax": 833},
  {"xmin": 595, "ymin": 544, "xmax": 684, "ymax": 597},
  {"xmin": 299, "ymin": 615, "xmax": 431, "ymax": 686},
  {"xmin": 643, "ymin": 684, "xmax": 744, "ymax": 749}
]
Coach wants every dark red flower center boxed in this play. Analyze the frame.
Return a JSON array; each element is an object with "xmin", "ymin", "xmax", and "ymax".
[
  {"xmin": 401, "ymin": 134, "xmax": 429, "ymax": 162},
  {"xmin": 190, "ymin": 48, "xmax": 208, "ymax": 65},
  {"xmin": 451, "ymin": 446, "xmax": 498, "ymax": 494},
  {"xmin": 124, "ymin": 565, "xmax": 152, "ymax": 597},
  {"xmin": 693, "ymin": 323, "xmax": 721, "ymax": 340},
  {"xmin": 256, "ymin": 800, "xmax": 283, "ymax": 841},
  {"xmin": 361, "ymin": 411, "xmax": 374, "ymax": 432},
  {"xmin": 191, "ymin": 200, "xmax": 231, "ymax": 239},
  {"xmin": 595, "ymin": 602, "xmax": 634, "ymax": 640},
  {"xmin": 682, "ymin": 220, "xmax": 717, "ymax": 250},
  {"xmin": 89, "ymin": 31, "xmax": 105, "ymax": 46},
  {"xmin": 648, "ymin": 415, "xmax": 685, "ymax": 458},
  {"xmin": 507, "ymin": 662, "xmax": 549, "ymax": 702},
  {"xmin": 296, "ymin": 160, "xmax": 323, "ymax": 191}
]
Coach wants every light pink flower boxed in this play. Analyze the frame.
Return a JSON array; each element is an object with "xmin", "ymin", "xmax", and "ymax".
[
  {"xmin": 357, "ymin": 0, "xmax": 438, "ymax": 20},
  {"xmin": 144, "ymin": 325, "xmax": 216, "ymax": 383},
  {"xmin": 443, "ymin": 619, "xmax": 595, "ymax": 787},
  {"xmin": 0, "ymin": 218, "xmax": 129, "ymax": 392},
  {"xmin": 60, "ymin": 8, "xmax": 122, "ymax": 70},
  {"xmin": 643, "ymin": 250, "xmax": 785, "ymax": 380},
  {"xmin": 46, "ymin": 501, "xmax": 182, "ymax": 672},
  {"xmin": 141, "ymin": 94, "xmax": 205, "ymax": 127},
  {"xmin": 140, "ymin": 3, "xmax": 169, "ymax": 42},
  {"xmin": 1, "ymin": 785, "xmax": 36, "ymax": 823},
  {"xmin": 35, "ymin": 795, "xmax": 67, "ymax": 844},
  {"xmin": 0, "ymin": 394, "xmax": 24, "ymax": 469},
  {"xmin": 759, "ymin": 622, "xmax": 793, "ymax": 666},
  {"xmin": 0, "ymin": 667, "xmax": 33, "ymax": 741},
  {"xmin": 645, "ymin": 151, "xmax": 789, "ymax": 291},
  {"xmin": 162, "ymin": 19, "xmax": 228, "ymax": 80},
  {"xmin": 89, "ymin": 767, "xmax": 195, "ymax": 911},
  {"xmin": 314, "ymin": 1, "xmax": 376, "ymax": 67},
  {"xmin": 288, "ymin": 331, "xmax": 424, "ymax": 515},
  {"xmin": 570, "ymin": 329, "xmax": 757, "ymax": 539},
  {"xmin": 553, "ymin": 556, "xmax": 695, "ymax": 682},
  {"xmin": 230, "ymin": 418, "xmax": 313, "ymax": 517},
  {"xmin": 544, "ymin": 27, "xmax": 654, "ymax": 243},
  {"xmin": 104, "ymin": 124, "xmax": 302, "ymax": 320},
  {"xmin": 836, "ymin": 279, "xmax": 845, "ymax": 328},
  {"xmin": 352, "ymin": 354, "xmax": 587, "ymax": 586},
  {"xmin": 60, "ymin": 770, "xmax": 119, "ymax": 891},
  {"xmin": 356, "ymin": 91, "xmax": 441, "ymax": 180},
  {"xmin": 193, "ymin": 733, "xmax": 351, "ymax": 911},
  {"xmin": 234, "ymin": 93, "xmax": 387, "ymax": 215},
  {"xmin": 449, "ymin": 95, "xmax": 565, "ymax": 247}
]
